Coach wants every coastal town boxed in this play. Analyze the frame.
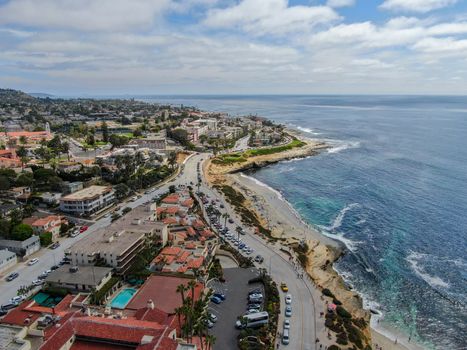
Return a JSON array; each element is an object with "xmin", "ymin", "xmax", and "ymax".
[{"xmin": 0, "ymin": 89, "xmax": 377, "ymax": 350}]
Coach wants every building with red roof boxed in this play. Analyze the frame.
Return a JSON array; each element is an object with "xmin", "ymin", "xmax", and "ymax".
[{"xmin": 126, "ymin": 275, "xmax": 204, "ymax": 314}]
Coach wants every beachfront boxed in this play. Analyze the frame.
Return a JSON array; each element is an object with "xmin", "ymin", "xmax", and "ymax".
[{"xmin": 204, "ymin": 130, "xmax": 427, "ymax": 350}]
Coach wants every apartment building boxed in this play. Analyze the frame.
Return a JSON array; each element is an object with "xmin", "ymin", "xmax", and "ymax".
[{"xmin": 59, "ymin": 185, "xmax": 115, "ymax": 216}]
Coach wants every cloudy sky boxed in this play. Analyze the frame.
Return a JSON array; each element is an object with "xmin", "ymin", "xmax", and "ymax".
[{"xmin": 0, "ymin": 0, "xmax": 467, "ymax": 95}]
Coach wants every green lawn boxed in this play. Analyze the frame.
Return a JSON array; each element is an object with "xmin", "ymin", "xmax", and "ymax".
[{"xmin": 214, "ymin": 138, "xmax": 306, "ymax": 164}]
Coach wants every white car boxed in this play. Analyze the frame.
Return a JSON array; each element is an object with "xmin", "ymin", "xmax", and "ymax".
[
  {"xmin": 284, "ymin": 319, "xmax": 291, "ymax": 329},
  {"xmin": 209, "ymin": 313, "xmax": 218, "ymax": 322},
  {"xmin": 10, "ymin": 295, "xmax": 25, "ymax": 304},
  {"xmin": 27, "ymin": 258, "xmax": 39, "ymax": 266},
  {"xmin": 32, "ymin": 279, "xmax": 45, "ymax": 286},
  {"xmin": 285, "ymin": 294, "xmax": 292, "ymax": 305}
]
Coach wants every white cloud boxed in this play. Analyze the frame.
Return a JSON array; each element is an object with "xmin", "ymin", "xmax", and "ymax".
[
  {"xmin": 380, "ymin": 0, "xmax": 458, "ymax": 13},
  {"xmin": 203, "ymin": 0, "xmax": 339, "ymax": 35},
  {"xmin": 326, "ymin": 0, "xmax": 355, "ymax": 8},
  {"xmin": 0, "ymin": 0, "xmax": 171, "ymax": 31},
  {"xmin": 413, "ymin": 37, "xmax": 467, "ymax": 55}
]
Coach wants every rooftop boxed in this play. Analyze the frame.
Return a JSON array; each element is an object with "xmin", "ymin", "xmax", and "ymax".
[
  {"xmin": 46, "ymin": 265, "xmax": 113, "ymax": 286},
  {"xmin": 61, "ymin": 186, "xmax": 112, "ymax": 201}
]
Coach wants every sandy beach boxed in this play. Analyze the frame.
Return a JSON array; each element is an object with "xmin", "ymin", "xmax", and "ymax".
[{"xmin": 205, "ymin": 134, "xmax": 427, "ymax": 350}]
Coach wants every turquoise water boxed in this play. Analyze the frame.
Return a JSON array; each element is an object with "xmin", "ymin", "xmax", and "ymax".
[
  {"xmin": 140, "ymin": 95, "xmax": 467, "ymax": 349},
  {"xmin": 109, "ymin": 288, "xmax": 137, "ymax": 309}
]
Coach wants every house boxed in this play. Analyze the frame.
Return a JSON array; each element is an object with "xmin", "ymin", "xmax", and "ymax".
[
  {"xmin": 39, "ymin": 192, "xmax": 62, "ymax": 205},
  {"xmin": 59, "ymin": 185, "xmax": 115, "ymax": 216},
  {"xmin": 61, "ymin": 181, "xmax": 83, "ymax": 194},
  {"xmin": 57, "ymin": 161, "xmax": 82, "ymax": 173},
  {"xmin": 0, "ymin": 235, "xmax": 40, "ymax": 257},
  {"xmin": 45, "ymin": 265, "xmax": 113, "ymax": 292},
  {"xmin": 131, "ymin": 133, "xmax": 167, "ymax": 150},
  {"xmin": 0, "ymin": 249, "xmax": 17, "ymax": 274},
  {"xmin": 0, "ymin": 149, "xmax": 21, "ymax": 168},
  {"xmin": 0, "ymin": 203, "xmax": 21, "ymax": 216},
  {"xmin": 31, "ymin": 215, "xmax": 66, "ymax": 240},
  {"xmin": 10, "ymin": 186, "xmax": 31, "ymax": 200}
]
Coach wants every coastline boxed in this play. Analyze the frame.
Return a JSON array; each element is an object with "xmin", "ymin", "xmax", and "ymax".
[{"xmin": 204, "ymin": 132, "xmax": 427, "ymax": 350}]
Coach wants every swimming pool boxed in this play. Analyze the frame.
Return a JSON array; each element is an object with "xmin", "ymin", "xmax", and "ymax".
[{"xmin": 109, "ymin": 288, "xmax": 137, "ymax": 309}]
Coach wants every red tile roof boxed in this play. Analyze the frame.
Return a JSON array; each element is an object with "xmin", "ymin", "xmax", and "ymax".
[
  {"xmin": 162, "ymin": 217, "xmax": 178, "ymax": 225},
  {"xmin": 126, "ymin": 275, "xmax": 203, "ymax": 314},
  {"xmin": 192, "ymin": 219, "xmax": 204, "ymax": 229},
  {"xmin": 161, "ymin": 195, "xmax": 179, "ymax": 204},
  {"xmin": 181, "ymin": 199, "xmax": 194, "ymax": 207},
  {"xmin": 187, "ymin": 257, "xmax": 204, "ymax": 270},
  {"xmin": 186, "ymin": 227, "xmax": 196, "ymax": 236},
  {"xmin": 160, "ymin": 246, "xmax": 182, "ymax": 256},
  {"xmin": 176, "ymin": 251, "xmax": 191, "ymax": 263}
]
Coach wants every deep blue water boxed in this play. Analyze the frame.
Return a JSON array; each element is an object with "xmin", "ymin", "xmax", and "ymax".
[{"xmin": 141, "ymin": 95, "xmax": 467, "ymax": 349}]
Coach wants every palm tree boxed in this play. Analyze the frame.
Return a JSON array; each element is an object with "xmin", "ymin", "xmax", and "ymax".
[
  {"xmin": 236, "ymin": 226, "xmax": 242, "ymax": 241},
  {"xmin": 176, "ymin": 284, "xmax": 187, "ymax": 306},
  {"xmin": 174, "ymin": 306, "xmax": 184, "ymax": 338},
  {"xmin": 205, "ymin": 334, "xmax": 216, "ymax": 350},
  {"xmin": 188, "ymin": 279, "xmax": 197, "ymax": 310},
  {"xmin": 221, "ymin": 212, "xmax": 230, "ymax": 228}
]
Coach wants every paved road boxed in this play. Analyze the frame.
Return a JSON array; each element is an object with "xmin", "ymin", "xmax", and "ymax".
[
  {"xmin": 231, "ymin": 135, "xmax": 250, "ymax": 152},
  {"xmin": 194, "ymin": 156, "xmax": 318, "ymax": 350}
]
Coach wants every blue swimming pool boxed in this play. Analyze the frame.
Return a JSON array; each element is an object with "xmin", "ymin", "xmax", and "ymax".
[{"xmin": 109, "ymin": 288, "xmax": 136, "ymax": 309}]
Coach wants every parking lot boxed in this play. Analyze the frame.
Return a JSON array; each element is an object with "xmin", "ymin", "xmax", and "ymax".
[{"xmin": 208, "ymin": 267, "xmax": 263, "ymax": 350}]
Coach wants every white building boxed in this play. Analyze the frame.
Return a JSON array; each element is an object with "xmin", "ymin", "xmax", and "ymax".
[
  {"xmin": 0, "ymin": 249, "xmax": 17, "ymax": 274},
  {"xmin": 59, "ymin": 185, "xmax": 115, "ymax": 216}
]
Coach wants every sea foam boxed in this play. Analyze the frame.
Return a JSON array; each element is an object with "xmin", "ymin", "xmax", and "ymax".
[{"xmin": 406, "ymin": 251, "xmax": 450, "ymax": 289}]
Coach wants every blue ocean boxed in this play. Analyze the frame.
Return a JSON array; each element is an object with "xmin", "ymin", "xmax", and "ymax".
[{"xmin": 142, "ymin": 95, "xmax": 467, "ymax": 349}]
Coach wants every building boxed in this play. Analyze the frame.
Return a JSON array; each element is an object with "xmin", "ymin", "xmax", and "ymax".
[
  {"xmin": 0, "ymin": 149, "xmax": 21, "ymax": 168},
  {"xmin": 61, "ymin": 181, "xmax": 83, "ymax": 194},
  {"xmin": 59, "ymin": 185, "xmax": 115, "ymax": 216},
  {"xmin": 131, "ymin": 133, "xmax": 167, "ymax": 150},
  {"xmin": 45, "ymin": 265, "xmax": 113, "ymax": 292},
  {"xmin": 0, "ymin": 249, "xmax": 17, "ymax": 274},
  {"xmin": 56, "ymin": 161, "xmax": 81, "ymax": 173},
  {"xmin": 30, "ymin": 215, "xmax": 66, "ymax": 240},
  {"xmin": 66, "ymin": 204, "xmax": 168, "ymax": 274},
  {"xmin": 0, "ymin": 235, "xmax": 40, "ymax": 257},
  {"xmin": 0, "ymin": 203, "xmax": 21, "ymax": 217}
]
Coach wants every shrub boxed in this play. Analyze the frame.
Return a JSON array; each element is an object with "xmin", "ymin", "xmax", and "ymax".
[
  {"xmin": 39, "ymin": 232, "xmax": 53, "ymax": 246},
  {"xmin": 322, "ymin": 288, "xmax": 335, "ymax": 298},
  {"xmin": 336, "ymin": 306, "xmax": 352, "ymax": 319},
  {"xmin": 328, "ymin": 346, "xmax": 341, "ymax": 350},
  {"xmin": 333, "ymin": 298, "xmax": 342, "ymax": 305}
]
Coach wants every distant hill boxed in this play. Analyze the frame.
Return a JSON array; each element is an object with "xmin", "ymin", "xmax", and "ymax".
[
  {"xmin": 0, "ymin": 88, "xmax": 37, "ymax": 104},
  {"xmin": 28, "ymin": 92, "xmax": 55, "ymax": 98}
]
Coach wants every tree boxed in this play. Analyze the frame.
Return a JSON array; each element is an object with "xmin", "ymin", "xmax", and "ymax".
[
  {"xmin": 11, "ymin": 224, "xmax": 33, "ymax": 241},
  {"xmin": 0, "ymin": 219, "xmax": 11, "ymax": 238},
  {"xmin": 19, "ymin": 135, "xmax": 27, "ymax": 145},
  {"xmin": 101, "ymin": 121, "xmax": 109, "ymax": 142},
  {"xmin": 133, "ymin": 128, "xmax": 142, "ymax": 137},
  {"xmin": 170, "ymin": 128, "xmax": 189, "ymax": 145},
  {"xmin": 61, "ymin": 141, "xmax": 70, "ymax": 161},
  {"xmin": 168, "ymin": 152, "xmax": 177, "ymax": 169},
  {"xmin": 0, "ymin": 175, "xmax": 10, "ymax": 191},
  {"xmin": 39, "ymin": 232, "xmax": 53, "ymax": 246},
  {"xmin": 86, "ymin": 133, "xmax": 95, "ymax": 146},
  {"xmin": 222, "ymin": 212, "xmax": 230, "ymax": 228},
  {"xmin": 16, "ymin": 146, "xmax": 28, "ymax": 169},
  {"xmin": 169, "ymin": 185, "xmax": 176, "ymax": 193},
  {"xmin": 16, "ymin": 172, "xmax": 34, "ymax": 187},
  {"xmin": 114, "ymin": 183, "xmax": 130, "ymax": 199},
  {"xmin": 109, "ymin": 134, "xmax": 129, "ymax": 149}
]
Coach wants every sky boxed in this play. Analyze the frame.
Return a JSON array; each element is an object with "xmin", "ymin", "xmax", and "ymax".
[{"xmin": 0, "ymin": 0, "xmax": 467, "ymax": 95}]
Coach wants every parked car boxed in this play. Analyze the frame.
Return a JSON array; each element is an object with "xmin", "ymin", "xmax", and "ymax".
[
  {"xmin": 280, "ymin": 282, "xmax": 289, "ymax": 292},
  {"xmin": 249, "ymin": 289, "xmax": 262, "ymax": 295},
  {"xmin": 285, "ymin": 305, "xmax": 292, "ymax": 317},
  {"xmin": 254, "ymin": 255, "xmax": 264, "ymax": 263},
  {"xmin": 282, "ymin": 329, "xmax": 290, "ymax": 345},
  {"xmin": 32, "ymin": 279, "xmax": 45, "ymax": 286},
  {"xmin": 27, "ymin": 258, "xmax": 39, "ymax": 266},
  {"xmin": 210, "ymin": 296, "xmax": 222, "ymax": 304},
  {"xmin": 213, "ymin": 293, "xmax": 226, "ymax": 301},
  {"xmin": 50, "ymin": 265, "xmax": 59, "ymax": 271},
  {"xmin": 10, "ymin": 296, "xmax": 25, "ymax": 304},
  {"xmin": 283, "ymin": 319, "xmax": 291, "ymax": 329},
  {"xmin": 228, "ymin": 218, "xmax": 234, "ymax": 224},
  {"xmin": 69, "ymin": 230, "xmax": 80, "ymax": 238},
  {"xmin": 204, "ymin": 319, "xmax": 214, "ymax": 328},
  {"xmin": 5, "ymin": 272, "xmax": 19, "ymax": 282},
  {"xmin": 50, "ymin": 242, "xmax": 60, "ymax": 250},
  {"xmin": 285, "ymin": 294, "xmax": 292, "ymax": 305},
  {"xmin": 1, "ymin": 302, "xmax": 17, "ymax": 310},
  {"xmin": 79, "ymin": 226, "xmax": 88, "ymax": 233},
  {"xmin": 209, "ymin": 313, "xmax": 218, "ymax": 322}
]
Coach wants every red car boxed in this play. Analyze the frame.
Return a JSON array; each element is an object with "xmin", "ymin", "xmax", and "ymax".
[{"xmin": 79, "ymin": 226, "xmax": 88, "ymax": 233}]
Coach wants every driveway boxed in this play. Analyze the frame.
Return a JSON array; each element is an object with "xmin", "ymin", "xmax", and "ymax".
[{"xmin": 208, "ymin": 267, "xmax": 263, "ymax": 350}]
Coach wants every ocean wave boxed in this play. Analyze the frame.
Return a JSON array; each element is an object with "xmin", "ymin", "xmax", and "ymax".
[
  {"xmin": 296, "ymin": 126, "xmax": 321, "ymax": 135},
  {"xmin": 406, "ymin": 251, "xmax": 450, "ymax": 289},
  {"xmin": 327, "ymin": 140, "xmax": 361, "ymax": 154},
  {"xmin": 319, "ymin": 230, "xmax": 362, "ymax": 252},
  {"xmin": 323, "ymin": 203, "xmax": 360, "ymax": 231}
]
